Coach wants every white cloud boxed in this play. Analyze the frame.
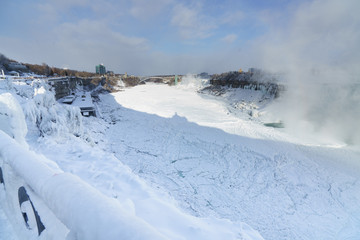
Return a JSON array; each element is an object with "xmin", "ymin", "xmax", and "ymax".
[
  {"xmin": 37, "ymin": 0, "xmax": 89, "ymax": 16},
  {"xmin": 171, "ymin": 4, "xmax": 217, "ymax": 39},
  {"xmin": 54, "ymin": 0, "xmax": 89, "ymax": 6},
  {"xmin": 51, "ymin": 19, "xmax": 150, "ymax": 71},
  {"xmin": 221, "ymin": 10, "xmax": 245, "ymax": 25},
  {"xmin": 37, "ymin": 3, "xmax": 58, "ymax": 22},
  {"xmin": 0, "ymin": 18, "xmax": 150, "ymax": 74},
  {"xmin": 56, "ymin": 19, "xmax": 148, "ymax": 48},
  {"xmin": 130, "ymin": 0, "xmax": 172, "ymax": 20},
  {"xmin": 221, "ymin": 34, "xmax": 237, "ymax": 43},
  {"xmin": 0, "ymin": 0, "xmax": 257, "ymax": 75}
]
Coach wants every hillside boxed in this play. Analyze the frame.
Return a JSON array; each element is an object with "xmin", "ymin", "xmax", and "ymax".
[{"xmin": 0, "ymin": 53, "xmax": 97, "ymax": 77}]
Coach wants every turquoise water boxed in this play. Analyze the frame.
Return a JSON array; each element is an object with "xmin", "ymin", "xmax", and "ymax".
[{"xmin": 264, "ymin": 122, "xmax": 285, "ymax": 128}]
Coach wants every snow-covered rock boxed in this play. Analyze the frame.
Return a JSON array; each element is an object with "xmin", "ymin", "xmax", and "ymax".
[
  {"xmin": 0, "ymin": 92, "xmax": 28, "ymax": 147},
  {"xmin": 23, "ymin": 86, "xmax": 84, "ymax": 140}
]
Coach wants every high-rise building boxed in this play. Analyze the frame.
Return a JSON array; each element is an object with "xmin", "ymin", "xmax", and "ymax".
[{"xmin": 96, "ymin": 64, "xmax": 106, "ymax": 75}]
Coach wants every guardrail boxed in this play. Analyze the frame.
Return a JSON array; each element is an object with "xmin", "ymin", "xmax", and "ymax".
[{"xmin": 0, "ymin": 131, "xmax": 166, "ymax": 240}]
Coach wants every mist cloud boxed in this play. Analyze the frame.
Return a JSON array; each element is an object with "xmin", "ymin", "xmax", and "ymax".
[{"xmin": 261, "ymin": 0, "xmax": 360, "ymax": 145}]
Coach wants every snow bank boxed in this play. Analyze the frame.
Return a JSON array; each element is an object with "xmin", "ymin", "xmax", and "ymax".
[
  {"xmin": 0, "ymin": 92, "xmax": 28, "ymax": 147},
  {"xmin": 0, "ymin": 206, "xmax": 17, "ymax": 240},
  {"xmin": 1, "ymin": 77, "xmax": 86, "ymax": 141}
]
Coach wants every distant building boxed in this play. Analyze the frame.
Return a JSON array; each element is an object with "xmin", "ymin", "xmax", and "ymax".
[{"xmin": 96, "ymin": 64, "xmax": 106, "ymax": 75}]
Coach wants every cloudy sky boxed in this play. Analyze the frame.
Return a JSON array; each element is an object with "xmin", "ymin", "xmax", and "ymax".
[{"xmin": 0, "ymin": 0, "xmax": 357, "ymax": 75}]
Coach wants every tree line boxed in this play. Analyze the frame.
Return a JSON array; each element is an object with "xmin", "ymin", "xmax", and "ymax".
[
  {"xmin": 0, "ymin": 53, "xmax": 97, "ymax": 78},
  {"xmin": 25, "ymin": 63, "xmax": 97, "ymax": 78}
]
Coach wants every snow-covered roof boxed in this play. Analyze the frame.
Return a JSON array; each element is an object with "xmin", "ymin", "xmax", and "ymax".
[{"xmin": 71, "ymin": 92, "xmax": 94, "ymax": 109}]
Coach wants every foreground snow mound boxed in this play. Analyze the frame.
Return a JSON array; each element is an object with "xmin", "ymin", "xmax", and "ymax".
[
  {"xmin": 1, "ymin": 129, "xmax": 264, "ymax": 240},
  {"xmin": 0, "ymin": 132, "xmax": 165, "ymax": 240}
]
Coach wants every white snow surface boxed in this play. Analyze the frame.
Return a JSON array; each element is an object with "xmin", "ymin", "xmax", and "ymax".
[
  {"xmin": 95, "ymin": 82, "xmax": 360, "ymax": 240},
  {"xmin": 1, "ymin": 76, "xmax": 360, "ymax": 240},
  {"xmin": 0, "ymin": 78, "xmax": 265, "ymax": 239}
]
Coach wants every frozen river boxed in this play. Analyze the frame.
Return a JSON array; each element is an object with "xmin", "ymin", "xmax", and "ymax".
[
  {"xmin": 2, "ymin": 78, "xmax": 359, "ymax": 239},
  {"xmin": 95, "ymin": 83, "xmax": 360, "ymax": 240}
]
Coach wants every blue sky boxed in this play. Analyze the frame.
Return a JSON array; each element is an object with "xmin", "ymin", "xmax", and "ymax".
[{"xmin": 2, "ymin": 0, "xmax": 355, "ymax": 75}]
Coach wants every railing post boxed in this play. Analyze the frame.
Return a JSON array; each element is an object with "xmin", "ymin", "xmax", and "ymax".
[
  {"xmin": 18, "ymin": 186, "xmax": 46, "ymax": 236},
  {"xmin": 0, "ymin": 167, "xmax": 4, "ymax": 186}
]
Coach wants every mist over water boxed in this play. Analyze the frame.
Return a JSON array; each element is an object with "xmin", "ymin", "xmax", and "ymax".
[{"xmin": 261, "ymin": 0, "xmax": 360, "ymax": 145}]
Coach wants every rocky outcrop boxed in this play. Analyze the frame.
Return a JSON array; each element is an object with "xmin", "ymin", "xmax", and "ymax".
[
  {"xmin": 210, "ymin": 71, "xmax": 252, "ymax": 87},
  {"xmin": 208, "ymin": 71, "xmax": 283, "ymax": 98},
  {"xmin": 140, "ymin": 75, "xmax": 183, "ymax": 86},
  {"xmin": 48, "ymin": 77, "xmax": 106, "ymax": 100},
  {"xmin": 122, "ymin": 76, "xmax": 142, "ymax": 87}
]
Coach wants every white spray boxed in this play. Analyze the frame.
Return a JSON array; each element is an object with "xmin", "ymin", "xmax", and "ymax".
[{"xmin": 261, "ymin": 0, "xmax": 360, "ymax": 145}]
